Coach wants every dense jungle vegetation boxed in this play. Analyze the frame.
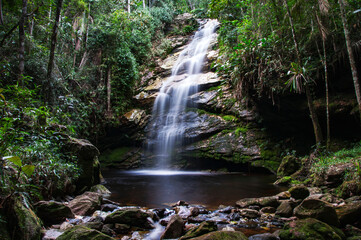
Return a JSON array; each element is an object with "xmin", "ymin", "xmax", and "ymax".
[{"xmin": 1, "ymin": 0, "xmax": 361, "ymax": 215}]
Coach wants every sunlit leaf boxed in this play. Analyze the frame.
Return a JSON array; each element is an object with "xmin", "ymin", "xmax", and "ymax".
[
  {"xmin": 22, "ymin": 165, "xmax": 35, "ymax": 177},
  {"xmin": 3, "ymin": 156, "xmax": 22, "ymax": 167}
]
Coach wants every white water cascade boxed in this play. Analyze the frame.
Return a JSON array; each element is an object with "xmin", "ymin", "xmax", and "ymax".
[{"xmin": 147, "ymin": 20, "xmax": 219, "ymax": 169}]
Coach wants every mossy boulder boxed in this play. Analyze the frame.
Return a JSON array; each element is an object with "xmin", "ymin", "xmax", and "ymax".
[
  {"xmin": 338, "ymin": 180, "xmax": 361, "ymax": 199},
  {"xmin": 104, "ymin": 208, "xmax": 152, "ymax": 229},
  {"xmin": 180, "ymin": 221, "xmax": 217, "ymax": 240},
  {"xmin": 277, "ymin": 155, "xmax": 301, "ymax": 177},
  {"xmin": 68, "ymin": 138, "xmax": 101, "ymax": 189},
  {"xmin": 336, "ymin": 201, "xmax": 361, "ymax": 226},
  {"xmin": 57, "ymin": 225, "xmax": 116, "ymax": 240},
  {"xmin": 191, "ymin": 231, "xmax": 248, "ymax": 240},
  {"xmin": 279, "ymin": 218, "xmax": 345, "ymax": 240},
  {"xmin": 34, "ymin": 200, "xmax": 74, "ymax": 225},
  {"xmin": 10, "ymin": 198, "xmax": 43, "ymax": 240},
  {"xmin": 293, "ymin": 199, "xmax": 340, "ymax": 226},
  {"xmin": 288, "ymin": 186, "xmax": 310, "ymax": 200}
]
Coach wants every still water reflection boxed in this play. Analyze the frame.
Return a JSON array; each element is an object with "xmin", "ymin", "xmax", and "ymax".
[{"xmin": 103, "ymin": 170, "xmax": 285, "ymax": 209}]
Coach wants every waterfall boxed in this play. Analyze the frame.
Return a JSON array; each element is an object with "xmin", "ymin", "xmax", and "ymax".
[{"xmin": 146, "ymin": 19, "xmax": 219, "ymax": 168}]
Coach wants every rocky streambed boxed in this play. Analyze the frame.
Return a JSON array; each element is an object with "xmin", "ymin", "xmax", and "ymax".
[{"xmin": 36, "ymin": 184, "xmax": 361, "ymax": 240}]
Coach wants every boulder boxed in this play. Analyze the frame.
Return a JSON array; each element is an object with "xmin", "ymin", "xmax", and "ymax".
[
  {"xmin": 275, "ymin": 201, "xmax": 294, "ymax": 218},
  {"xmin": 277, "ymin": 155, "xmax": 301, "ymax": 177},
  {"xmin": 236, "ymin": 196, "xmax": 279, "ymax": 208},
  {"xmin": 180, "ymin": 221, "xmax": 217, "ymax": 240},
  {"xmin": 90, "ymin": 184, "xmax": 111, "ymax": 197},
  {"xmin": 34, "ymin": 201, "xmax": 74, "ymax": 225},
  {"xmin": 336, "ymin": 201, "xmax": 361, "ymax": 226},
  {"xmin": 9, "ymin": 198, "xmax": 43, "ymax": 240},
  {"xmin": 161, "ymin": 214, "xmax": 184, "ymax": 239},
  {"xmin": 79, "ymin": 221, "xmax": 104, "ymax": 231},
  {"xmin": 324, "ymin": 163, "xmax": 353, "ymax": 187},
  {"xmin": 104, "ymin": 208, "xmax": 152, "ymax": 229},
  {"xmin": 56, "ymin": 225, "xmax": 116, "ymax": 240},
  {"xmin": 260, "ymin": 207, "xmax": 276, "ymax": 214},
  {"xmin": 191, "ymin": 231, "xmax": 248, "ymax": 240},
  {"xmin": 249, "ymin": 233, "xmax": 280, "ymax": 240},
  {"xmin": 68, "ymin": 192, "xmax": 102, "ymax": 216},
  {"xmin": 279, "ymin": 218, "xmax": 344, "ymax": 240},
  {"xmin": 288, "ymin": 186, "xmax": 310, "ymax": 200},
  {"xmin": 293, "ymin": 199, "xmax": 340, "ymax": 226},
  {"xmin": 239, "ymin": 209, "xmax": 260, "ymax": 218},
  {"xmin": 68, "ymin": 138, "xmax": 101, "ymax": 189}
]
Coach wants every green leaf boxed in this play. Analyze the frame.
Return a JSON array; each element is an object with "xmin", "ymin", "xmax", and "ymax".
[
  {"xmin": 3, "ymin": 156, "xmax": 22, "ymax": 167},
  {"xmin": 22, "ymin": 165, "xmax": 35, "ymax": 177}
]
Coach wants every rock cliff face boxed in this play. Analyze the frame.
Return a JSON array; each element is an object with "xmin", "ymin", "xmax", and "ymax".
[{"xmin": 100, "ymin": 14, "xmax": 280, "ymax": 173}]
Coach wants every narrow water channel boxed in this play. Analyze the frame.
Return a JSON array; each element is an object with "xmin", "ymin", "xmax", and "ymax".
[{"xmin": 103, "ymin": 170, "xmax": 285, "ymax": 209}]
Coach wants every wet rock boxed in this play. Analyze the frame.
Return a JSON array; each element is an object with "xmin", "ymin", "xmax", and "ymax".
[
  {"xmin": 57, "ymin": 225, "xmax": 116, "ymax": 240},
  {"xmin": 260, "ymin": 207, "xmax": 276, "ymax": 214},
  {"xmin": 68, "ymin": 192, "xmax": 102, "ymax": 216},
  {"xmin": 172, "ymin": 200, "xmax": 189, "ymax": 207},
  {"xmin": 336, "ymin": 201, "xmax": 361, "ymax": 226},
  {"xmin": 114, "ymin": 223, "xmax": 131, "ymax": 234},
  {"xmin": 195, "ymin": 72, "xmax": 223, "ymax": 91},
  {"xmin": 67, "ymin": 138, "xmax": 101, "ymax": 189},
  {"xmin": 239, "ymin": 209, "xmax": 260, "ymax": 218},
  {"xmin": 42, "ymin": 229, "xmax": 63, "ymax": 240},
  {"xmin": 277, "ymin": 156, "xmax": 301, "ymax": 177},
  {"xmin": 288, "ymin": 186, "xmax": 310, "ymax": 200},
  {"xmin": 339, "ymin": 180, "xmax": 361, "ymax": 198},
  {"xmin": 180, "ymin": 221, "xmax": 218, "ymax": 240},
  {"xmin": 101, "ymin": 204, "xmax": 119, "ymax": 212},
  {"xmin": 275, "ymin": 201, "xmax": 294, "ymax": 218},
  {"xmin": 161, "ymin": 214, "xmax": 184, "ymax": 239},
  {"xmin": 279, "ymin": 218, "xmax": 344, "ymax": 240},
  {"xmin": 34, "ymin": 200, "xmax": 74, "ymax": 226},
  {"xmin": 344, "ymin": 224, "xmax": 361, "ymax": 238},
  {"xmin": 60, "ymin": 222, "xmax": 74, "ymax": 231},
  {"xmin": 80, "ymin": 221, "xmax": 104, "ymax": 231},
  {"xmin": 294, "ymin": 199, "xmax": 340, "ymax": 226},
  {"xmin": 276, "ymin": 191, "xmax": 291, "ymax": 200},
  {"xmin": 104, "ymin": 208, "xmax": 152, "ymax": 229},
  {"xmin": 90, "ymin": 184, "xmax": 111, "ymax": 197},
  {"xmin": 249, "ymin": 233, "xmax": 280, "ymax": 240},
  {"xmin": 190, "ymin": 207, "xmax": 201, "ymax": 217},
  {"xmin": 191, "ymin": 230, "xmax": 248, "ymax": 240},
  {"xmin": 101, "ymin": 224, "xmax": 116, "ymax": 236},
  {"xmin": 236, "ymin": 196, "xmax": 279, "ymax": 208}
]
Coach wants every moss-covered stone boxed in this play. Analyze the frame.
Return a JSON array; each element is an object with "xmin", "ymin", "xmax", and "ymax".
[
  {"xmin": 294, "ymin": 199, "xmax": 340, "ymax": 226},
  {"xmin": 236, "ymin": 196, "xmax": 279, "ymax": 208},
  {"xmin": 104, "ymin": 208, "xmax": 151, "ymax": 229},
  {"xmin": 336, "ymin": 201, "xmax": 361, "ymax": 226},
  {"xmin": 11, "ymin": 198, "xmax": 43, "ymax": 240},
  {"xmin": 180, "ymin": 221, "xmax": 218, "ymax": 240},
  {"xmin": 288, "ymin": 186, "xmax": 310, "ymax": 200},
  {"xmin": 279, "ymin": 218, "xmax": 345, "ymax": 240},
  {"xmin": 191, "ymin": 231, "xmax": 248, "ymax": 240},
  {"xmin": 57, "ymin": 225, "xmax": 116, "ymax": 240},
  {"xmin": 277, "ymin": 155, "xmax": 301, "ymax": 177},
  {"xmin": 34, "ymin": 200, "xmax": 74, "ymax": 226},
  {"xmin": 90, "ymin": 184, "xmax": 111, "ymax": 197}
]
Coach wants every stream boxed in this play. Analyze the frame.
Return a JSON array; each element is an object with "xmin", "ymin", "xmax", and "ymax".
[{"xmin": 103, "ymin": 170, "xmax": 285, "ymax": 209}]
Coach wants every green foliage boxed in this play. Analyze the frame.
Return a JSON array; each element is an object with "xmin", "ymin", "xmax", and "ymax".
[{"xmin": 222, "ymin": 115, "xmax": 237, "ymax": 122}]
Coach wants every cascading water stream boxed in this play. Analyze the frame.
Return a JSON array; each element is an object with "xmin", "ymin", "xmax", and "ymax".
[{"xmin": 147, "ymin": 20, "xmax": 219, "ymax": 169}]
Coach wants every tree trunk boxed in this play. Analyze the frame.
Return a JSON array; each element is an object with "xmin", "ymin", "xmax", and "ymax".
[
  {"xmin": 107, "ymin": 68, "xmax": 111, "ymax": 113},
  {"xmin": 19, "ymin": 0, "xmax": 28, "ymax": 84},
  {"xmin": 46, "ymin": 0, "xmax": 63, "ymax": 103},
  {"xmin": 143, "ymin": 0, "xmax": 146, "ymax": 8},
  {"xmin": 323, "ymin": 39, "xmax": 330, "ymax": 148},
  {"xmin": 284, "ymin": 0, "xmax": 323, "ymax": 144},
  {"xmin": 338, "ymin": 0, "xmax": 361, "ymax": 122},
  {"xmin": 128, "ymin": 0, "xmax": 130, "ymax": 14},
  {"xmin": 0, "ymin": 0, "xmax": 4, "ymax": 25},
  {"xmin": 306, "ymin": 85, "xmax": 323, "ymax": 144}
]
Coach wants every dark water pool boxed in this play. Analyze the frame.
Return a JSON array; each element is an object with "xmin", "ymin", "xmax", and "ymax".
[{"xmin": 103, "ymin": 170, "xmax": 285, "ymax": 210}]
